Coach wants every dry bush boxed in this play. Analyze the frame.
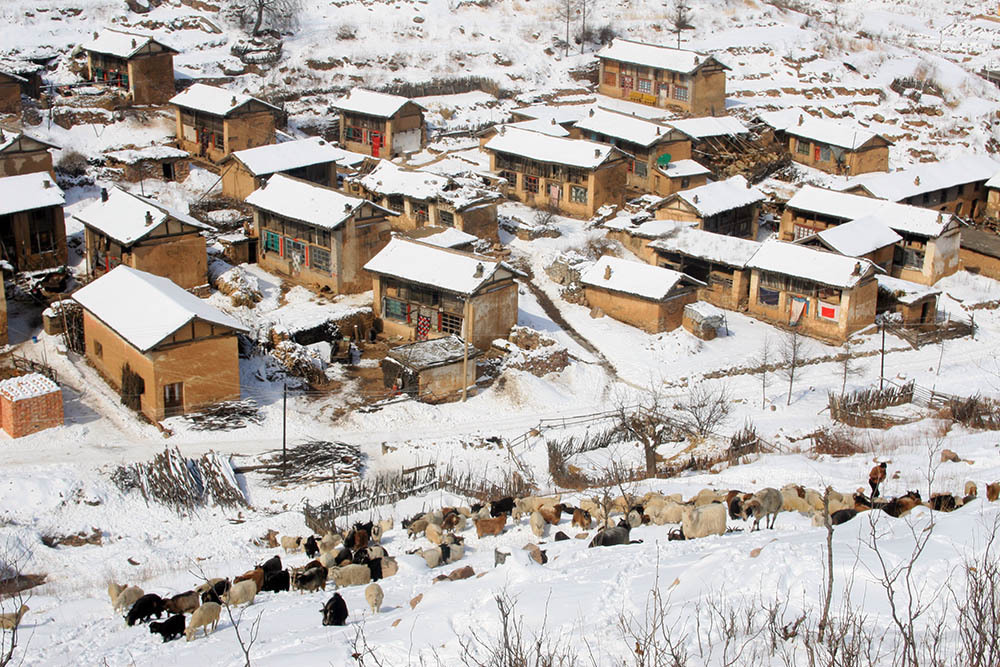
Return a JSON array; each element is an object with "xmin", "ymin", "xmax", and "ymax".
[
  {"xmin": 947, "ymin": 394, "xmax": 1000, "ymax": 430},
  {"xmin": 811, "ymin": 426, "xmax": 869, "ymax": 457}
]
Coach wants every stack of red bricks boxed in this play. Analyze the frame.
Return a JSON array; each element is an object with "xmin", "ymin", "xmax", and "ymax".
[{"xmin": 0, "ymin": 373, "xmax": 63, "ymax": 438}]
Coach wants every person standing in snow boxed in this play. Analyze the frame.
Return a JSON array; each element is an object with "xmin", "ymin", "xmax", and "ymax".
[{"xmin": 869, "ymin": 461, "xmax": 887, "ymax": 498}]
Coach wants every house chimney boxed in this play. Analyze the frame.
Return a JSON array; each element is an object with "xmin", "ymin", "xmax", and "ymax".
[
  {"xmin": 93, "ymin": 31, "xmax": 98, "ymax": 39},
  {"xmin": 852, "ymin": 262, "xmax": 861, "ymax": 276},
  {"xmin": 499, "ymin": 125, "xmax": 506, "ymax": 135},
  {"xmin": 746, "ymin": 178, "xmax": 752, "ymax": 189},
  {"xmin": 43, "ymin": 179, "xmax": 51, "ymax": 189},
  {"xmin": 101, "ymin": 187, "xmax": 108, "ymax": 202},
  {"xmin": 594, "ymin": 148, "xmax": 601, "ymax": 158},
  {"xmin": 145, "ymin": 210, "xmax": 153, "ymax": 226},
  {"xmin": 589, "ymin": 108, "xmax": 595, "ymax": 117},
  {"xmin": 131, "ymin": 39, "xmax": 136, "ymax": 48},
  {"xmin": 474, "ymin": 262, "xmax": 484, "ymax": 278},
  {"xmin": 550, "ymin": 118, "xmax": 557, "ymax": 125},
  {"xmin": 693, "ymin": 194, "xmax": 699, "ymax": 204},
  {"xmin": 604, "ymin": 264, "xmax": 612, "ymax": 280},
  {"xmin": 0, "ymin": 129, "xmax": 5, "ymax": 142},
  {"xmin": 914, "ymin": 176, "xmax": 920, "ymax": 186},
  {"xmin": 344, "ymin": 203, "xmax": 352, "ymax": 213},
  {"xmin": 230, "ymin": 96, "xmax": 237, "ymax": 107},
  {"xmin": 798, "ymin": 114, "xmax": 804, "ymax": 126},
  {"xmin": 656, "ymin": 126, "xmax": 661, "ymax": 135},
  {"xmin": 694, "ymin": 55, "xmax": 700, "ymax": 64}
]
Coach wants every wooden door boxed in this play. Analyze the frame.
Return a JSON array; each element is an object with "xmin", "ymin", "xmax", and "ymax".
[
  {"xmin": 163, "ymin": 382, "xmax": 184, "ymax": 417},
  {"xmin": 370, "ymin": 131, "xmax": 381, "ymax": 157}
]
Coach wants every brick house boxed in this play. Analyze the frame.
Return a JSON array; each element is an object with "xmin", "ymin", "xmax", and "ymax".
[
  {"xmin": 0, "ymin": 71, "xmax": 25, "ymax": 117},
  {"xmin": 0, "ymin": 127, "xmax": 58, "ymax": 178},
  {"xmin": 364, "ymin": 237, "xmax": 519, "ymax": 352},
  {"xmin": 247, "ymin": 173, "xmax": 395, "ymax": 293},
  {"xmin": 597, "ymin": 39, "xmax": 729, "ymax": 116},
  {"xmin": 334, "ymin": 89, "xmax": 426, "ymax": 158},
  {"xmin": 782, "ymin": 185, "xmax": 961, "ymax": 285},
  {"xmin": 349, "ymin": 160, "xmax": 501, "ymax": 242},
  {"xmin": 759, "ymin": 109, "xmax": 890, "ymax": 176},
  {"xmin": 81, "ymin": 29, "xmax": 178, "ymax": 105},
  {"xmin": 484, "ymin": 126, "xmax": 629, "ymax": 218},
  {"xmin": 0, "ymin": 373, "xmax": 63, "ymax": 438},
  {"xmin": 580, "ymin": 255, "xmax": 702, "ymax": 333},
  {"xmin": 0, "ymin": 171, "xmax": 67, "ymax": 271},
  {"xmin": 72, "ymin": 265, "xmax": 247, "ymax": 422},
  {"xmin": 651, "ymin": 175, "xmax": 765, "ymax": 238},
  {"xmin": 571, "ymin": 107, "xmax": 708, "ymax": 196},
  {"xmin": 842, "ymin": 155, "xmax": 999, "ymax": 219},
  {"xmin": 170, "ymin": 84, "xmax": 281, "ymax": 163},
  {"xmin": 75, "ymin": 186, "xmax": 214, "ymax": 289},
  {"xmin": 222, "ymin": 137, "xmax": 367, "ymax": 201},
  {"xmin": 746, "ymin": 240, "xmax": 879, "ymax": 343}
]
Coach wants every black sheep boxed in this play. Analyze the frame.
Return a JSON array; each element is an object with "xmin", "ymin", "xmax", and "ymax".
[
  {"xmin": 365, "ymin": 557, "xmax": 383, "ymax": 582},
  {"xmin": 259, "ymin": 555, "xmax": 282, "ymax": 574},
  {"xmin": 831, "ymin": 509, "xmax": 858, "ymax": 525},
  {"xmin": 200, "ymin": 580, "xmax": 230, "ymax": 605},
  {"xmin": 322, "ymin": 592, "xmax": 348, "ymax": 626},
  {"xmin": 262, "ymin": 569, "xmax": 290, "ymax": 593},
  {"xmin": 126, "ymin": 593, "xmax": 165, "ymax": 626},
  {"xmin": 304, "ymin": 535, "xmax": 320, "ymax": 559},
  {"xmin": 588, "ymin": 525, "xmax": 630, "ymax": 548},
  {"xmin": 490, "ymin": 497, "xmax": 515, "ymax": 518},
  {"xmin": 334, "ymin": 547, "xmax": 353, "ymax": 567},
  {"xmin": 149, "ymin": 614, "xmax": 185, "ymax": 642}
]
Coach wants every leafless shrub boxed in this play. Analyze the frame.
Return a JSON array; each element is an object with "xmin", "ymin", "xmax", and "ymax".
[
  {"xmin": 55, "ymin": 149, "xmax": 88, "ymax": 177},
  {"xmin": 673, "ymin": 382, "xmax": 732, "ymax": 438},
  {"xmin": 336, "ymin": 23, "xmax": 357, "ymax": 40},
  {"xmin": 0, "ymin": 539, "xmax": 33, "ymax": 667},
  {"xmin": 811, "ymin": 427, "xmax": 868, "ymax": 457},
  {"xmin": 947, "ymin": 394, "xmax": 1000, "ymax": 430},
  {"xmin": 951, "ymin": 514, "xmax": 1000, "ymax": 666},
  {"xmin": 778, "ymin": 330, "xmax": 807, "ymax": 406}
]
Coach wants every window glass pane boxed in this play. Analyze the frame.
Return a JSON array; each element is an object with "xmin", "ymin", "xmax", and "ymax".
[
  {"xmin": 310, "ymin": 245, "xmax": 330, "ymax": 272},
  {"xmin": 758, "ymin": 287, "xmax": 780, "ymax": 306},
  {"xmin": 384, "ymin": 298, "xmax": 407, "ymax": 321}
]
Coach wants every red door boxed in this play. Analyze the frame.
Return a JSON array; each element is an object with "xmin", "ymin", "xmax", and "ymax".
[
  {"xmin": 814, "ymin": 146, "xmax": 821, "ymax": 161},
  {"xmin": 370, "ymin": 131, "xmax": 381, "ymax": 157},
  {"xmin": 621, "ymin": 75, "xmax": 633, "ymax": 95}
]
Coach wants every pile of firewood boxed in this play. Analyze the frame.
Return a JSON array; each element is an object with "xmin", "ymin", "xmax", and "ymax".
[
  {"xmin": 184, "ymin": 400, "xmax": 263, "ymax": 431},
  {"xmin": 256, "ymin": 440, "xmax": 362, "ymax": 487}
]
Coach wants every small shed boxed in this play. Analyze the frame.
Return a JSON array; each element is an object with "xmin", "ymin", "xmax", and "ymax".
[
  {"xmin": 382, "ymin": 335, "xmax": 480, "ymax": 402},
  {"xmin": 876, "ymin": 275, "xmax": 940, "ymax": 325},
  {"xmin": 0, "ymin": 71, "xmax": 25, "ymax": 116},
  {"xmin": 0, "ymin": 127, "xmax": 59, "ymax": 178},
  {"xmin": 683, "ymin": 301, "xmax": 725, "ymax": 340},
  {"xmin": 105, "ymin": 145, "xmax": 190, "ymax": 182},
  {"xmin": 81, "ymin": 29, "xmax": 178, "ymax": 105},
  {"xmin": 579, "ymin": 255, "xmax": 702, "ymax": 333},
  {"xmin": 0, "ymin": 373, "xmax": 63, "ymax": 438},
  {"xmin": 0, "ymin": 171, "xmax": 68, "ymax": 271}
]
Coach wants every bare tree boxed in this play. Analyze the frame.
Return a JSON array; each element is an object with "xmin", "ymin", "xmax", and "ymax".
[
  {"xmin": 615, "ymin": 391, "xmax": 677, "ymax": 477},
  {"xmin": 674, "ymin": 382, "xmax": 732, "ymax": 438},
  {"xmin": 754, "ymin": 336, "xmax": 773, "ymax": 409},
  {"xmin": 817, "ymin": 486, "xmax": 834, "ymax": 643},
  {"xmin": 578, "ymin": 0, "xmax": 589, "ymax": 54},
  {"xmin": 668, "ymin": 0, "xmax": 694, "ymax": 49},
  {"xmin": 554, "ymin": 0, "xmax": 579, "ymax": 57},
  {"xmin": 190, "ymin": 563, "xmax": 261, "ymax": 666},
  {"xmin": 839, "ymin": 338, "xmax": 863, "ymax": 394},
  {"xmin": 234, "ymin": 0, "xmax": 301, "ymax": 37},
  {"xmin": 778, "ymin": 329, "xmax": 807, "ymax": 406},
  {"xmin": 0, "ymin": 540, "xmax": 33, "ymax": 667},
  {"xmin": 951, "ymin": 513, "xmax": 1000, "ymax": 667}
]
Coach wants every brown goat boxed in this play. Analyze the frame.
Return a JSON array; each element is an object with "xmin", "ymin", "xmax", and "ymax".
[
  {"xmin": 164, "ymin": 591, "xmax": 199, "ymax": 615},
  {"xmin": 571, "ymin": 508, "xmax": 592, "ymax": 530},
  {"xmin": 234, "ymin": 568, "xmax": 264, "ymax": 593},
  {"xmin": 538, "ymin": 505, "xmax": 562, "ymax": 526},
  {"xmin": 987, "ymin": 483, "xmax": 1000, "ymax": 502},
  {"xmin": 475, "ymin": 515, "xmax": 506, "ymax": 538}
]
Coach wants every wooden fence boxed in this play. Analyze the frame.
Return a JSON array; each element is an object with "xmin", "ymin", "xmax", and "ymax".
[{"xmin": 884, "ymin": 317, "xmax": 975, "ymax": 350}]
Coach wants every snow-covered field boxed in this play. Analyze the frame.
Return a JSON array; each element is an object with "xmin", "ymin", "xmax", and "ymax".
[{"xmin": 4, "ymin": 0, "xmax": 1000, "ymax": 664}]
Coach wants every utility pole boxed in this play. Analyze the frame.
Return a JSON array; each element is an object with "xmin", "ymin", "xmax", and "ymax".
[
  {"xmin": 461, "ymin": 298, "xmax": 471, "ymax": 403},
  {"xmin": 282, "ymin": 381, "xmax": 287, "ymax": 473},
  {"xmin": 879, "ymin": 322, "xmax": 885, "ymax": 391}
]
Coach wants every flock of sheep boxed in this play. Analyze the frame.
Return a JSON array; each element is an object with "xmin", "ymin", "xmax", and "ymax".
[{"xmin": 100, "ymin": 476, "xmax": 997, "ymax": 647}]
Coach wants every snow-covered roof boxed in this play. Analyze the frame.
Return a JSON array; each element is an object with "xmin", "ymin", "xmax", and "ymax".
[
  {"xmin": 657, "ymin": 158, "xmax": 711, "ymax": 179},
  {"xmin": 668, "ymin": 116, "xmax": 749, "ymax": 139},
  {"xmin": 574, "ymin": 108, "xmax": 674, "ymax": 147},
  {"xmin": 72, "ymin": 265, "xmax": 248, "ymax": 352},
  {"xmin": 758, "ymin": 109, "xmax": 886, "ymax": 150},
  {"xmin": 985, "ymin": 171, "xmax": 1000, "ymax": 189},
  {"xmin": 169, "ymin": 83, "xmax": 279, "ymax": 117},
  {"xmin": 484, "ymin": 127, "xmax": 619, "ymax": 169},
  {"xmin": 420, "ymin": 228, "xmax": 478, "ymax": 249},
  {"xmin": 843, "ymin": 155, "xmax": 1000, "ymax": 202},
  {"xmin": 597, "ymin": 39, "xmax": 724, "ymax": 74},
  {"xmin": 74, "ymin": 187, "xmax": 213, "ymax": 246},
  {"xmin": 386, "ymin": 335, "xmax": 481, "ymax": 371},
  {"xmin": 746, "ymin": 240, "xmax": 876, "ymax": 288},
  {"xmin": 333, "ymin": 89, "xmax": 423, "ymax": 118},
  {"xmin": 105, "ymin": 145, "xmax": 189, "ymax": 164},
  {"xmin": 0, "ymin": 70, "xmax": 26, "ymax": 83},
  {"xmin": 231, "ymin": 137, "xmax": 364, "ymax": 176},
  {"xmin": 81, "ymin": 28, "xmax": 177, "ymax": 59},
  {"xmin": 0, "ymin": 127, "xmax": 60, "ymax": 153},
  {"xmin": 0, "ymin": 172, "xmax": 64, "ymax": 216},
  {"xmin": 0, "ymin": 373, "xmax": 59, "ymax": 402},
  {"xmin": 493, "ymin": 119, "xmax": 570, "ymax": 137},
  {"xmin": 787, "ymin": 185, "xmax": 954, "ymax": 238},
  {"xmin": 359, "ymin": 160, "xmax": 498, "ymax": 209},
  {"xmin": 246, "ymin": 173, "xmax": 384, "ymax": 230},
  {"xmin": 672, "ymin": 175, "xmax": 765, "ymax": 217},
  {"xmin": 604, "ymin": 217, "xmax": 688, "ymax": 239},
  {"xmin": 876, "ymin": 274, "xmax": 940, "ymax": 306},
  {"xmin": 580, "ymin": 255, "xmax": 695, "ymax": 300},
  {"xmin": 510, "ymin": 104, "xmax": 590, "ymax": 124},
  {"xmin": 648, "ymin": 227, "xmax": 761, "ymax": 267},
  {"xmin": 811, "ymin": 217, "xmax": 901, "ymax": 257},
  {"xmin": 364, "ymin": 238, "xmax": 505, "ymax": 295}
]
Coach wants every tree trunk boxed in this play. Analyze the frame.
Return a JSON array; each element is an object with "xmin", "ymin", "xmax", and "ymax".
[
  {"xmin": 818, "ymin": 487, "xmax": 834, "ymax": 642},
  {"xmin": 786, "ymin": 364, "xmax": 794, "ymax": 406},
  {"xmin": 252, "ymin": 1, "xmax": 265, "ymax": 36},
  {"xmin": 643, "ymin": 439, "xmax": 656, "ymax": 477}
]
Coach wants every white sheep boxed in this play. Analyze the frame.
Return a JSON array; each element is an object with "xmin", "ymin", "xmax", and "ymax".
[
  {"xmin": 691, "ymin": 489, "xmax": 725, "ymax": 507},
  {"xmin": 381, "ymin": 556, "xmax": 399, "ymax": 578},
  {"xmin": 280, "ymin": 535, "xmax": 304, "ymax": 553},
  {"xmin": 365, "ymin": 583, "xmax": 384, "ymax": 614},
  {"xmin": 742, "ymin": 487, "xmax": 783, "ymax": 530},
  {"xmin": 185, "ymin": 601, "xmax": 221, "ymax": 641},
  {"xmin": 681, "ymin": 503, "xmax": 726, "ymax": 539},
  {"xmin": 107, "ymin": 582, "xmax": 125, "ymax": 609},
  {"xmin": 425, "ymin": 522, "xmax": 443, "ymax": 545},
  {"xmin": 330, "ymin": 564, "xmax": 371, "ymax": 588},
  {"xmin": 0, "ymin": 605, "xmax": 28, "ymax": 630},
  {"xmin": 114, "ymin": 586, "xmax": 144, "ymax": 614},
  {"xmin": 222, "ymin": 579, "xmax": 256, "ymax": 606},
  {"xmin": 529, "ymin": 511, "xmax": 547, "ymax": 538},
  {"xmin": 647, "ymin": 500, "xmax": 685, "ymax": 525},
  {"xmin": 319, "ymin": 532, "xmax": 343, "ymax": 554}
]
